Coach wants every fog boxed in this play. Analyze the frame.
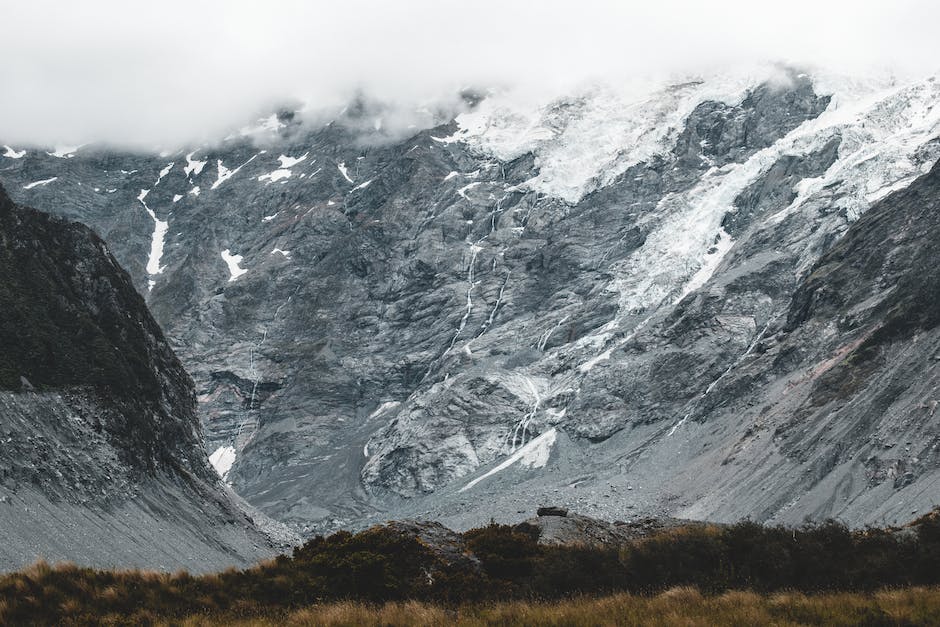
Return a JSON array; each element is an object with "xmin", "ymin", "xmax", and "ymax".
[{"xmin": 1, "ymin": 0, "xmax": 938, "ymax": 148}]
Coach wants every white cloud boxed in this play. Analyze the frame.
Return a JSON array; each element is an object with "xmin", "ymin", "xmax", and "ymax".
[{"xmin": 0, "ymin": 0, "xmax": 937, "ymax": 148}]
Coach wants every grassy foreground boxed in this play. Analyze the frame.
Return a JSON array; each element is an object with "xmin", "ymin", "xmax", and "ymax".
[
  {"xmin": 175, "ymin": 587, "xmax": 940, "ymax": 625},
  {"xmin": 5, "ymin": 513, "xmax": 940, "ymax": 624}
]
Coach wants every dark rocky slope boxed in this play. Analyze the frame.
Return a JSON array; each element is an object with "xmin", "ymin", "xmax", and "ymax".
[
  {"xmin": 0, "ymin": 183, "xmax": 284, "ymax": 571},
  {"xmin": 2, "ymin": 69, "xmax": 939, "ymax": 534}
]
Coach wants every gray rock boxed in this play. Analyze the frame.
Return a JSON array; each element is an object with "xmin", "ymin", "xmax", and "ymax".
[
  {"xmin": 0, "ymin": 184, "xmax": 284, "ymax": 571},
  {"xmin": 2, "ymin": 69, "xmax": 939, "ymax": 539}
]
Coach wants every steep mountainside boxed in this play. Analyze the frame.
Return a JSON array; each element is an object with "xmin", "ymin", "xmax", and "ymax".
[
  {"xmin": 2, "ymin": 67, "xmax": 939, "ymax": 533},
  {"xmin": 0, "ymin": 184, "xmax": 283, "ymax": 571}
]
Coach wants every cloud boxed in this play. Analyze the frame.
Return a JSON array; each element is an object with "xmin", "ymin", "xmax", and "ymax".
[{"xmin": 1, "ymin": 0, "xmax": 937, "ymax": 149}]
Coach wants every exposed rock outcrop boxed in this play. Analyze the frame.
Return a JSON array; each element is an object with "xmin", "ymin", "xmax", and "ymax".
[
  {"xmin": 3, "ymin": 68, "xmax": 939, "ymax": 534},
  {"xmin": 0, "ymin": 183, "xmax": 284, "ymax": 571}
]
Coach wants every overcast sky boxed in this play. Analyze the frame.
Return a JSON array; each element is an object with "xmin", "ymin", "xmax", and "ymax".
[{"xmin": 1, "ymin": 0, "xmax": 938, "ymax": 148}]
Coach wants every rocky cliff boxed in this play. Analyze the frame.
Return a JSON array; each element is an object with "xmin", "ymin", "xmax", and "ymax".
[
  {"xmin": 2, "ymin": 67, "xmax": 938, "ymax": 533},
  {"xmin": 0, "ymin": 183, "xmax": 283, "ymax": 571}
]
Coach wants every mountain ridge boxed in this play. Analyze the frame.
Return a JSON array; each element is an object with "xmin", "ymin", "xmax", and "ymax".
[
  {"xmin": 0, "ymin": 182, "xmax": 285, "ymax": 571},
  {"xmin": 2, "ymin": 67, "xmax": 938, "ymax": 535}
]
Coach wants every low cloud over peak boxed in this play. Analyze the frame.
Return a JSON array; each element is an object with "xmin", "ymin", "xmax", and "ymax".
[{"xmin": 1, "ymin": 0, "xmax": 938, "ymax": 149}]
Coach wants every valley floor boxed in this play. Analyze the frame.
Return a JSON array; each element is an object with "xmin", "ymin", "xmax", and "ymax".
[{"xmin": 175, "ymin": 587, "xmax": 940, "ymax": 626}]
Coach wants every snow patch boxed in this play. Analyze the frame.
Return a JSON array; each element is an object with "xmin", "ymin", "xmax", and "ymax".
[
  {"xmin": 258, "ymin": 153, "xmax": 309, "ymax": 184},
  {"xmin": 23, "ymin": 177, "xmax": 57, "ymax": 189},
  {"xmin": 156, "ymin": 162, "xmax": 175, "ymax": 184},
  {"xmin": 138, "ymin": 189, "xmax": 168, "ymax": 291},
  {"xmin": 212, "ymin": 154, "xmax": 259, "ymax": 189},
  {"xmin": 2, "ymin": 145, "xmax": 25, "ymax": 159},
  {"xmin": 258, "ymin": 169, "xmax": 292, "ymax": 183},
  {"xmin": 173, "ymin": 194, "xmax": 183, "ymax": 203},
  {"xmin": 47, "ymin": 145, "xmax": 81, "ymax": 159},
  {"xmin": 430, "ymin": 134, "xmax": 461, "ymax": 145},
  {"xmin": 459, "ymin": 428, "xmax": 557, "ymax": 492},
  {"xmin": 184, "ymin": 152, "xmax": 207, "ymax": 178},
  {"xmin": 221, "ymin": 249, "xmax": 248, "ymax": 281},
  {"xmin": 337, "ymin": 162, "xmax": 354, "ymax": 183},
  {"xmin": 271, "ymin": 247, "xmax": 291, "ymax": 258},
  {"xmin": 277, "ymin": 153, "xmax": 308, "ymax": 169},
  {"xmin": 262, "ymin": 212, "xmax": 279, "ymax": 222},
  {"xmin": 209, "ymin": 445, "xmax": 236, "ymax": 479},
  {"xmin": 350, "ymin": 179, "xmax": 373, "ymax": 192}
]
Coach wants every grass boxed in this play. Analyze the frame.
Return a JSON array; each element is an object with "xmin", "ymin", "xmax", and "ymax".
[
  {"xmin": 170, "ymin": 587, "xmax": 940, "ymax": 626},
  {"xmin": 5, "ymin": 515, "xmax": 940, "ymax": 625}
]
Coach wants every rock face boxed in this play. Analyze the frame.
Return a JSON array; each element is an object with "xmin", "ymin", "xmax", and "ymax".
[
  {"xmin": 2, "ymin": 67, "xmax": 940, "ymax": 534},
  {"xmin": 518, "ymin": 512, "xmax": 708, "ymax": 548},
  {"xmin": 0, "ymin": 183, "xmax": 281, "ymax": 571}
]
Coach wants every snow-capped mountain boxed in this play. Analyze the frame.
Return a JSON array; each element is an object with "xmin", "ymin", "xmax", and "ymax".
[{"xmin": 3, "ymin": 66, "xmax": 939, "ymax": 535}]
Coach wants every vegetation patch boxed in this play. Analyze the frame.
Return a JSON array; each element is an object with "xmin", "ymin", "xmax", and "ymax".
[{"xmin": 4, "ymin": 512, "xmax": 940, "ymax": 624}]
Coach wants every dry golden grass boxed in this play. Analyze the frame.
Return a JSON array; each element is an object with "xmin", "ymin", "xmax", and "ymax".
[{"xmin": 168, "ymin": 586, "xmax": 940, "ymax": 626}]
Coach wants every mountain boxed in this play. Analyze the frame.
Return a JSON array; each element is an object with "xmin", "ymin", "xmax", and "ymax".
[
  {"xmin": 2, "ymin": 67, "xmax": 939, "ymax": 534},
  {"xmin": 0, "ymin": 183, "xmax": 285, "ymax": 571}
]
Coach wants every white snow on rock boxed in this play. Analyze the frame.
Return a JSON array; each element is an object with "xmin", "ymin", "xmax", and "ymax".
[
  {"xmin": 155, "ymin": 162, "xmax": 175, "ymax": 184},
  {"xmin": 448, "ymin": 74, "xmax": 772, "ymax": 204},
  {"xmin": 262, "ymin": 212, "xmax": 279, "ymax": 222},
  {"xmin": 189, "ymin": 186, "xmax": 200, "ymax": 196},
  {"xmin": 209, "ymin": 445, "xmax": 236, "ymax": 479},
  {"xmin": 257, "ymin": 153, "xmax": 310, "ymax": 184},
  {"xmin": 271, "ymin": 247, "xmax": 291, "ymax": 258},
  {"xmin": 449, "ymin": 69, "xmax": 939, "ymax": 214},
  {"xmin": 47, "ymin": 145, "xmax": 81, "ymax": 159},
  {"xmin": 23, "ymin": 177, "xmax": 58, "ymax": 189},
  {"xmin": 337, "ymin": 162, "xmax": 353, "ymax": 183},
  {"xmin": 214, "ymin": 161, "xmax": 234, "ymax": 189},
  {"xmin": 459, "ymin": 427, "xmax": 557, "ymax": 492},
  {"xmin": 277, "ymin": 153, "xmax": 308, "ymax": 169},
  {"xmin": 212, "ymin": 154, "xmax": 259, "ymax": 190},
  {"xmin": 258, "ymin": 169, "xmax": 292, "ymax": 183},
  {"xmin": 221, "ymin": 249, "xmax": 248, "ymax": 281},
  {"xmin": 173, "ymin": 194, "xmax": 183, "ymax": 203},
  {"xmin": 577, "ymin": 71, "xmax": 940, "ymax": 374},
  {"xmin": 138, "ymin": 189, "xmax": 168, "ymax": 291},
  {"xmin": 350, "ymin": 179, "xmax": 373, "ymax": 192},
  {"xmin": 2, "ymin": 145, "xmax": 25, "ymax": 159},
  {"xmin": 773, "ymin": 72, "xmax": 940, "ymax": 224},
  {"xmin": 184, "ymin": 152, "xmax": 207, "ymax": 178},
  {"xmin": 430, "ymin": 133, "xmax": 461, "ymax": 144}
]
